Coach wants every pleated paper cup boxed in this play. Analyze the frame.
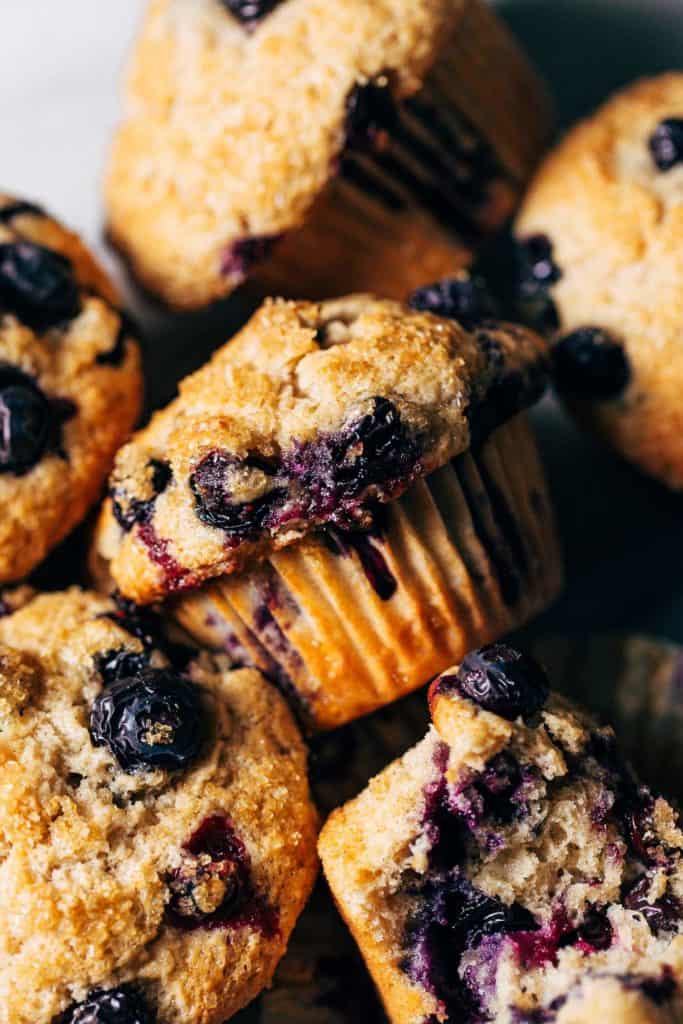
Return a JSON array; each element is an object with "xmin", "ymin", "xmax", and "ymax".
[{"xmin": 174, "ymin": 414, "xmax": 562, "ymax": 732}]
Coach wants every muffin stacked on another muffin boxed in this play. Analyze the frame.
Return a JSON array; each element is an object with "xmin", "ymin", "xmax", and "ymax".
[
  {"xmin": 0, "ymin": 196, "xmax": 142, "ymax": 583},
  {"xmin": 0, "ymin": 588, "xmax": 318, "ymax": 1024},
  {"xmin": 515, "ymin": 73, "xmax": 683, "ymax": 490},
  {"xmin": 320, "ymin": 644, "xmax": 683, "ymax": 1024},
  {"xmin": 92, "ymin": 294, "xmax": 562, "ymax": 731},
  {"xmin": 106, "ymin": 0, "xmax": 552, "ymax": 308}
]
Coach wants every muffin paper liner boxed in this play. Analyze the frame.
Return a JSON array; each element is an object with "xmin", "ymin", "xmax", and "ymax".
[
  {"xmin": 251, "ymin": 0, "xmax": 553, "ymax": 300},
  {"xmin": 174, "ymin": 414, "xmax": 563, "ymax": 732},
  {"xmin": 534, "ymin": 633, "xmax": 683, "ymax": 802}
]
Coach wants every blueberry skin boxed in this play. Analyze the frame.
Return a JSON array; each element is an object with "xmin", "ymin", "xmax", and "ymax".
[
  {"xmin": 89, "ymin": 668, "xmax": 207, "ymax": 773},
  {"xmin": 408, "ymin": 275, "xmax": 498, "ymax": 330},
  {"xmin": 58, "ymin": 985, "xmax": 155, "ymax": 1024},
  {"xmin": 0, "ymin": 241, "xmax": 80, "ymax": 330},
  {"xmin": 553, "ymin": 327, "xmax": 631, "ymax": 400},
  {"xmin": 220, "ymin": 0, "xmax": 282, "ymax": 26},
  {"xmin": 0, "ymin": 366, "xmax": 51, "ymax": 474},
  {"xmin": 446, "ymin": 643, "xmax": 550, "ymax": 721},
  {"xmin": 649, "ymin": 118, "xmax": 683, "ymax": 172}
]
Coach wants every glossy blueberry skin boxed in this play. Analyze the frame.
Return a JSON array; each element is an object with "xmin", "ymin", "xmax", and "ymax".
[
  {"xmin": 649, "ymin": 118, "xmax": 683, "ymax": 171},
  {"xmin": 408, "ymin": 275, "xmax": 498, "ymax": 330},
  {"xmin": 220, "ymin": 0, "xmax": 282, "ymax": 26},
  {"xmin": 443, "ymin": 643, "xmax": 550, "ymax": 721},
  {"xmin": 0, "ymin": 365, "xmax": 51, "ymax": 474},
  {"xmin": 0, "ymin": 241, "xmax": 80, "ymax": 330},
  {"xmin": 89, "ymin": 668, "xmax": 207, "ymax": 773},
  {"xmin": 552, "ymin": 327, "xmax": 631, "ymax": 401},
  {"xmin": 57, "ymin": 985, "xmax": 155, "ymax": 1024}
]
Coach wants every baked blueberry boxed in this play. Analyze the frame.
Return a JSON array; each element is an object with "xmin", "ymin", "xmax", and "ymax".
[
  {"xmin": 439, "ymin": 643, "xmax": 550, "ymax": 720},
  {"xmin": 58, "ymin": 985, "xmax": 155, "ymax": 1024},
  {"xmin": 112, "ymin": 459, "xmax": 173, "ymax": 532},
  {"xmin": 95, "ymin": 648, "xmax": 150, "ymax": 687},
  {"xmin": 513, "ymin": 234, "xmax": 561, "ymax": 331},
  {"xmin": 89, "ymin": 668, "xmax": 207, "ymax": 772},
  {"xmin": 0, "ymin": 366, "xmax": 51, "ymax": 474},
  {"xmin": 220, "ymin": 0, "xmax": 282, "ymax": 25},
  {"xmin": 552, "ymin": 327, "xmax": 631, "ymax": 400},
  {"xmin": 0, "ymin": 241, "xmax": 80, "ymax": 330},
  {"xmin": 345, "ymin": 78, "xmax": 397, "ymax": 150},
  {"xmin": 191, "ymin": 450, "xmax": 284, "ymax": 536},
  {"xmin": 649, "ymin": 117, "xmax": 683, "ymax": 171},
  {"xmin": 408, "ymin": 274, "xmax": 497, "ymax": 329}
]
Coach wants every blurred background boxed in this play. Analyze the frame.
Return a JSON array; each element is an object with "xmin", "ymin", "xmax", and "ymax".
[{"xmin": 2, "ymin": 0, "xmax": 683, "ymax": 640}]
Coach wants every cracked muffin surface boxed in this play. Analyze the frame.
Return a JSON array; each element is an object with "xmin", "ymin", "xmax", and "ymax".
[
  {"xmin": 319, "ymin": 644, "xmax": 683, "ymax": 1024},
  {"xmin": 515, "ymin": 73, "xmax": 683, "ymax": 490},
  {"xmin": 0, "ymin": 588, "xmax": 318, "ymax": 1024},
  {"xmin": 0, "ymin": 195, "xmax": 142, "ymax": 583},
  {"xmin": 93, "ymin": 294, "xmax": 548, "ymax": 605}
]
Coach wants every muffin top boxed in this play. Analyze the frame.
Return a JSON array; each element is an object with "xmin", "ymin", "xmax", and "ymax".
[
  {"xmin": 0, "ymin": 196, "xmax": 142, "ymax": 583},
  {"xmin": 106, "ymin": 0, "xmax": 468, "ymax": 307},
  {"xmin": 0, "ymin": 588, "xmax": 318, "ymax": 1024},
  {"xmin": 94, "ymin": 294, "xmax": 547, "ymax": 604},
  {"xmin": 320, "ymin": 644, "xmax": 683, "ymax": 1024},
  {"xmin": 514, "ymin": 73, "xmax": 683, "ymax": 487}
]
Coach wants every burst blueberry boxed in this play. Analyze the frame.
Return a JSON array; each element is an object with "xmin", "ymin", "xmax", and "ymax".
[
  {"xmin": 89, "ymin": 668, "xmax": 206, "ymax": 772},
  {"xmin": 58, "ymin": 985, "xmax": 155, "ymax": 1024},
  {"xmin": 409, "ymin": 275, "xmax": 497, "ymax": 329},
  {"xmin": 95, "ymin": 648, "xmax": 149, "ymax": 686},
  {"xmin": 553, "ymin": 327, "xmax": 631, "ymax": 400},
  {"xmin": 0, "ymin": 241, "xmax": 80, "ymax": 330},
  {"xmin": 0, "ymin": 366, "xmax": 51, "ymax": 474},
  {"xmin": 191, "ymin": 450, "xmax": 284, "ymax": 535},
  {"xmin": 445, "ymin": 643, "xmax": 550, "ymax": 721},
  {"xmin": 649, "ymin": 118, "xmax": 683, "ymax": 171}
]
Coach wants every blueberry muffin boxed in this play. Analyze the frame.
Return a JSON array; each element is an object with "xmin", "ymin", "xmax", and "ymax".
[
  {"xmin": 0, "ymin": 196, "xmax": 142, "ymax": 583},
  {"xmin": 534, "ymin": 633, "xmax": 683, "ymax": 803},
  {"xmin": 515, "ymin": 73, "xmax": 683, "ymax": 489},
  {"xmin": 0, "ymin": 588, "xmax": 318, "ymax": 1024},
  {"xmin": 106, "ymin": 0, "xmax": 552, "ymax": 309},
  {"xmin": 319, "ymin": 644, "xmax": 683, "ymax": 1023},
  {"xmin": 92, "ymin": 295, "xmax": 562, "ymax": 731}
]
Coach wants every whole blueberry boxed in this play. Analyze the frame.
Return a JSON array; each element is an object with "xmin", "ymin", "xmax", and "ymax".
[
  {"xmin": 336, "ymin": 396, "xmax": 416, "ymax": 489},
  {"xmin": 220, "ymin": 0, "xmax": 282, "ymax": 26},
  {"xmin": 95, "ymin": 648, "xmax": 149, "ymax": 687},
  {"xmin": 0, "ymin": 366, "xmax": 51, "ymax": 474},
  {"xmin": 345, "ymin": 79, "xmax": 397, "ymax": 150},
  {"xmin": 408, "ymin": 275, "xmax": 497, "ymax": 330},
  {"xmin": 516, "ymin": 235, "xmax": 561, "ymax": 298},
  {"xmin": 553, "ymin": 327, "xmax": 631, "ymax": 400},
  {"xmin": 0, "ymin": 241, "xmax": 80, "ymax": 330},
  {"xmin": 58, "ymin": 985, "xmax": 154, "ymax": 1024},
  {"xmin": 90, "ymin": 668, "xmax": 207, "ymax": 772},
  {"xmin": 649, "ymin": 118, "xmax": 683, "ymax": 172},
  {"xmin": 450, "ymin": 644, "xmax": 550, "ymax": 720}
]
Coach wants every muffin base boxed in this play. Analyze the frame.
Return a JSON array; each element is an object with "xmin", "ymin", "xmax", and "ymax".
[{"xmin": 174, "ymin": 414, "xmax": 562, "ymax": 732}]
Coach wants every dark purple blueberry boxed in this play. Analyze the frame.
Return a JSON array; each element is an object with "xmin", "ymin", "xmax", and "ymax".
[
  {"xmin": 345, "ymin": 78, "xmax": 397, "ymax": 150},
  {"xmin": 444, "ymin": 644, "xmax": 550, "ymax": 721},
  {"xmin": 623, "ymin": 875, "xmax": 682, "ymax": 935},
  {"xmin": 89, "ymin": 668, "xmax": 206, "ymax": 772},
  {"xmin": 95, "ymin": 648, "xmax": 149, "ymax": 687},
  {"xmin": 0, "ymin": 241, "xmax": 80, "ymax": 330},
  {"xmin": 220, "ymin": 234, "xmax": 279, "ymax": 281},
  {"xmin": 552, "ymin": 327, "xmax": 630, "ymax": 400},
  {"xmin": 111, "ymin": 459, "xmax": 173, "ymax": 532},
  {"xmin": 408, "ymin": 275, "xmax": 498, "ymax": 329},
  {"xmin": 514, "ymin": 234, "xmax": 561, "ymax": 333},
  {"xmin": 649, "ymin": 118, "xmax": 683, "ymax": 171},
  {"xmin": 220, "ymin": 0, "xmax": 282, "ymax": 26},
  {"xmin": 0, "ymin": 365, "xmax": 51, "ymax": 474},
  {"xmin": 328, "ymin": 396, "xmax": 416, "ymax": 492},
  {"xmin": 166, "ymin": 815, "xmax": 245, "ymax": 925},
  {"xmin": 574, "ymin": 906, "xmax": 613, "ymax": 950},
  {"xmin": 57, "ymin": 985, "xmax": 154, "ymax": 1024},
  {"xmin": 102, "ymin": 596, "xmax": 195, "ymax": 672},
  {"xmin": 621, "ymin": 968, "xmax": 677, "ymax": 1007},
  {"xmin": 190, "ymin": 450, "xmax": 284, "ymax": 536}
]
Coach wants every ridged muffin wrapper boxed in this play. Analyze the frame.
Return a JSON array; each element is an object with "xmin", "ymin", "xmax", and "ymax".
[
  {"xmin": 252, "ymin": 0, "xmax": 553, "ymax": 301},
  {"xmin": 534, "ymin": 633, "xmax": 683, "ymax": 803},
  {"xmin": 174, "ymin": 413, "xmax": 563, "ymax": 732}
]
